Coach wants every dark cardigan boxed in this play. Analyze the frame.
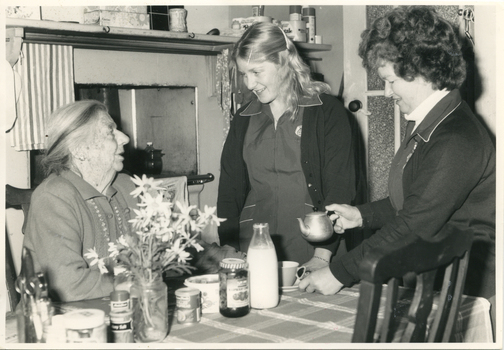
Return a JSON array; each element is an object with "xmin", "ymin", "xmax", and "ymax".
[
  {"xmin": 217, "ymin": 93, "xmax": 356, "ymax": 252},
  {"xmin": 331, "ymin": 90, "xmax": 496, "ymax": 299}
]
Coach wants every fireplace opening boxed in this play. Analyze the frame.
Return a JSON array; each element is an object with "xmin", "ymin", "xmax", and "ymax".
[{"xmin": 75, "ymin": 84, "xmax": 198, "ymax": 179}]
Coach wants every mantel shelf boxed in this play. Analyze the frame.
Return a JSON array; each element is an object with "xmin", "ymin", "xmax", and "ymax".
[{"xmin": 6, "ymin": 18, "xmax": 332, "ymax": 56}]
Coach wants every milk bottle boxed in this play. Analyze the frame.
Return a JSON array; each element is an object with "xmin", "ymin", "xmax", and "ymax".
[{"xmin": 247, "ymin": 223, "xmax": 279, "ymax": 309}]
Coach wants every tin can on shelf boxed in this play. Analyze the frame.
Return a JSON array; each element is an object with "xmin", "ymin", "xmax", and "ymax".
[
  {"xmin": 63, "ymin": 309, "xmax": 107, "ymax": 343},
  {"xmin": 175, "ymin": 287, "xmax": 201, "ymax": 324},
  {"xmin": 169, "ymin": 8, "xmax": 187, "ymax": 32},
  {"xmin": 219, "ymin": 258, "xmax": 250, "ymax": 318}
]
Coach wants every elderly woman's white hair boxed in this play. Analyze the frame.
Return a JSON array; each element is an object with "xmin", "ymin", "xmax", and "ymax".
[{"xmin": 42, "ymin": 100, "xmax": 108, "ymax": 176}]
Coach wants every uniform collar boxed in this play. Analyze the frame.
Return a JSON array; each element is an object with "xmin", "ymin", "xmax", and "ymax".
[
  {"xmin": 405, "ymin": 89, "xmax": 462, "ymax": 145},
  {"xmin": 239, "ymin": 94, "xmax": 323, "ymax": 117},
  {"xmin": 61, "ymin": 170, "xmax": 118, "ymax": 200}
]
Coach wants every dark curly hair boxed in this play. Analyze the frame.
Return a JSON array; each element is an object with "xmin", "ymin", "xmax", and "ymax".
[{"xmin": 358, "ymin": 6, "xmax": 466, "ymax": 90}]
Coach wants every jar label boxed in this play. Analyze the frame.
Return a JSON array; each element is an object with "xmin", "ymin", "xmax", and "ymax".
[
  {"xmin": 226, "ymin": 278, "xmax": 249, "ymax": 308},
  {"xmin": 110, "ymin": 300, "xmax": 130, "ymax": 312},
  {"xmin": 111, "ymin": 320, "xmax": 132, "ymax": 331}
]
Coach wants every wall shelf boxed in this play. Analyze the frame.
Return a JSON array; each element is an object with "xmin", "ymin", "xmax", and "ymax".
[{"xmin": 6, "ymin": 18, "xmax": 332, "ymax": 56}]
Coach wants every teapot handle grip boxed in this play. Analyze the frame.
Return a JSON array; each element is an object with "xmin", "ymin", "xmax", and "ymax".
[{"xmin": 326, "ymin": 210, "xmax": 337, "ymax": 225}]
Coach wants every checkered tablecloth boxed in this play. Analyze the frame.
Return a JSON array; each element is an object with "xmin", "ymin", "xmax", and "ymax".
[
  {"xmin": 162, "ymin": 285, "xmax": 492, "ymax": 343},
  {"xmin": 4, "ymin": 284, "xmax": 493, "ymax": 344}
]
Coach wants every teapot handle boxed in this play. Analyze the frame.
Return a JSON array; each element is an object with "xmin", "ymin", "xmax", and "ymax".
[{"xmin": 326, "ymin": 210, "xmax": 337, "ymax": 225}]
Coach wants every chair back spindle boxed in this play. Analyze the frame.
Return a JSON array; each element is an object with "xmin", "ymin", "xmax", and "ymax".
[{"xmin": 352, "ymin": 230, "xmax": 473, "ymax": 343}]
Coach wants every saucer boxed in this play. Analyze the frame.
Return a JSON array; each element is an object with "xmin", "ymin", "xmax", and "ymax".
[{"xmin": 281, "ymin": 285, "xmax": 299, "ymax": 292}]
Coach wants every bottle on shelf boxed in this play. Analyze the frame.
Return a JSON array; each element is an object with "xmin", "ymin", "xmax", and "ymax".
[
  {"xmin": 247, "ymin": 223, "xmax": 279, "ymax": 309},
  {"xmin": 302, "ymin": 6, "xmax": 316, "ymax": 44},
  {"xmin": 143, "ymin": 142, "xmax": 164, "ymax": 175}
]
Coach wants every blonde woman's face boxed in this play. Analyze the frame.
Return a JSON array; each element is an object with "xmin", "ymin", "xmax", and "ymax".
[{"xmin": 236, "ymin": 57, "xmax": 284, "ymax": 106}]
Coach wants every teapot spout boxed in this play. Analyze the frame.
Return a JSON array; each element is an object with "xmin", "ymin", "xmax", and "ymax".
[{"xmin": 297, "ymin": 218, "xmax": 310, "ymax": 237}]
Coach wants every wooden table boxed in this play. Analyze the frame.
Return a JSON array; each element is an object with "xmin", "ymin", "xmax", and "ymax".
[{"xmin": 4, "ymin": 283, "xmax": 493, "ymax": 344}]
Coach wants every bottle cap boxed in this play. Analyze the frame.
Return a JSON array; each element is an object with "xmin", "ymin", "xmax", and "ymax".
[
  {"xmin": 302, "ymin": 7, "xmax": 316, "ymax": 16},
  {"xmin": 110, "ymin": 290, "xmax": 130, "ymax": 301},
  {"xmin": 289, "ymin": 5, "xmax": 302, "ymax": 14},
  {"xmin": 220, "ymin": 258, "xmax": 248, "ymax": 269}
]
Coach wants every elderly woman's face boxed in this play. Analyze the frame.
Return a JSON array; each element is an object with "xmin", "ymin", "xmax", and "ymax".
[
  {"xmin": 378, "ymin": 62, "xmax": 435, "ymax": 116},
  {"xmin": 84, "ymin": 111, "xmax": 130, "ymax": 178}
]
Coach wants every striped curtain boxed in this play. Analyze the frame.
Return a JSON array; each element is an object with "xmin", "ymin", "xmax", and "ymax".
[{"xmin": 10, "ymin": 43, "xmax": 74, "ymax": 151}]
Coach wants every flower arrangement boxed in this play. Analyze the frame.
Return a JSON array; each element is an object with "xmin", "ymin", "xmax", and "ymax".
[{"xmin": 85, "ymin": 174, "xmax": 224, "ymax": 284}]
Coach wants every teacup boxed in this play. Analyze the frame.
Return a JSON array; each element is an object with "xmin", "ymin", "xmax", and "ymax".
[{"xmin": 278, "ymin": 261, "xmax": 299, "ymax": 287}]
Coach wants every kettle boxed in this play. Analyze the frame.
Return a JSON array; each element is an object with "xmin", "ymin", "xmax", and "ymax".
[{"xmin": 297, "ymin": 211, "xmax": 334, "ymax": 242}]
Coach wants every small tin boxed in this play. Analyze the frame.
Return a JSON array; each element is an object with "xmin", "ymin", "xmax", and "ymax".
[
  {"xmin": 64, "ymin": 309, "xmax": 107, "ymax": 343},
  {"xmin": 110, "ymin": 290, "xmax": 131, "ymax": 313},
  {"xmin": 175, "ymin": 287, "xmax": 201, "ymax": 324},
  {"xmin": 110, "ymin": 310, "xmax": 134, "ymax": 343}
]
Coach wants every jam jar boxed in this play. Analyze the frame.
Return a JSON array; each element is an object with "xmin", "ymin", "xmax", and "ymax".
[{"xmin": 218, "ymin": 258, "xmax": 250, "ymax": 317}]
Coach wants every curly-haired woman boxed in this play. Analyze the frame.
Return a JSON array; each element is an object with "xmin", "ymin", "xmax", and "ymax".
[
  {"xmin": 300, "ymin": 6, "xmax": 495, "ymax": 311},
  {"xmin": 217, "ymin": 22, "xmax": 356, "ymax": 268}
]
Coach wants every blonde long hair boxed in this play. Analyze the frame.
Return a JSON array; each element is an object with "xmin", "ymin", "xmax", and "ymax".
[{"xmin": 232, "ymin": 22, "xmax": 330, "ymax": 120}]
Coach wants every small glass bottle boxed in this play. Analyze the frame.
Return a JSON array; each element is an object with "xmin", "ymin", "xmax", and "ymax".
[
  {"xmin": 219, "ymin": 258, "xmax": 250, "ymax": 317},
  {"xmin": 144, "ymin": 142, "xmax": 163, "ymax": 175}
]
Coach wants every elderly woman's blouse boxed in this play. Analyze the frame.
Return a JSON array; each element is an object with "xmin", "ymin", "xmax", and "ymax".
[{"xmin": 23, "ymin": 171, "xmax": 137, "ymax": 302}]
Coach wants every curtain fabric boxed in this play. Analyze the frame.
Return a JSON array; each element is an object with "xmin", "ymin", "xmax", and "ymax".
[
  {"xmin": 215, "ymin": 48, "xmax": 232, "ymax": 141},
  {"xmin": 10, "ymin": 43, "xmax": 74, "ymax": 151}
]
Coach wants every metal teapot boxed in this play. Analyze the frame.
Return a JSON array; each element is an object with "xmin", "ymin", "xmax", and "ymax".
[{"xmin": 297, "ymin": 211, "xmax": 334, "ymax": 242}]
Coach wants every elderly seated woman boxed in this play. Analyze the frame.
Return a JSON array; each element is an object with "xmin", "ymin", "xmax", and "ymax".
[{"xmin": 23, "ymin": 100, "xmax": 243, "ymax": 302}]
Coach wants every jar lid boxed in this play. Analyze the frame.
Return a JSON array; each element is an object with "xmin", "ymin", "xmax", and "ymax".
[
  {"xmin": 220, "ymin": 258, "xmax": 247, "ymax": 269},
  {"xmin": 110, "ymin": 290, "xmax": 130, "ymax": 301},
  {"xmin": 63, "ymin": 309, "xmax": 105, "ymax": 329},
  {"xmin": 175, "ymin": 287, "xmax": 200, "ymax": 297}
]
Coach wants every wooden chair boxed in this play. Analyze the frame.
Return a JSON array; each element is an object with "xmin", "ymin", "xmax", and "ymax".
[
  {"xmin": 352, "ymin": 230, "xmax": 473, "ymax": 343},
  {"xmin": 5, "ymin": 184, "xmax": 34, "ymax": 311}
]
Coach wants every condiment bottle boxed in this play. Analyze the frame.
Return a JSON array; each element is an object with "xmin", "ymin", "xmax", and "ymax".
[
  {"xmin": 302, "ymin": 6, "xmax": 316, "ymax": 43},
  {"xmin": 247, "ymin": 223, "xmax": 279, "ymax": 309},
  {"xmin": 219, "ymin": 258, "xmax": 250, "ymax": 317}
]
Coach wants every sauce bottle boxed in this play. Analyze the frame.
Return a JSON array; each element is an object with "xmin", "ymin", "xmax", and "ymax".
[{"xmin": 247, "ymin": 223, "xmax": 279, "ymax": 309}]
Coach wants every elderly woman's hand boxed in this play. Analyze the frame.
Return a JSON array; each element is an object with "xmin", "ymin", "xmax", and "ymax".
[
  {"xmin": 298, "ymin": 266, "xmax": 343, "ymax": 295},
  {"xmin": 326, "ymin": 203, "xmax": 363, "ymax": 233}
]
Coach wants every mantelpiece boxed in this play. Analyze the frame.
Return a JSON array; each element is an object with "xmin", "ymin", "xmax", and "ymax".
[{"xmin": 6, "ymin": 18, "xmax": 332, "ymax": 56}]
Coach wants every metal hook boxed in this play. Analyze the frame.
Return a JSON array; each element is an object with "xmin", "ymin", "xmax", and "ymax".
[{"xmin": 459, "ymin": 7, "xmax": 475, "ymax": 47}]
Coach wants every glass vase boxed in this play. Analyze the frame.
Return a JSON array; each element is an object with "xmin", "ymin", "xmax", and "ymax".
[{"xmin": 132, "ymin": 275, "xmax": 168, "ymax": 342}]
